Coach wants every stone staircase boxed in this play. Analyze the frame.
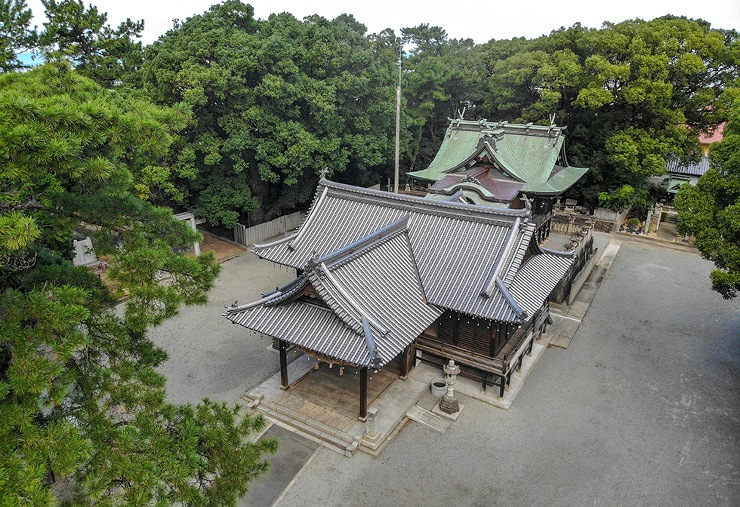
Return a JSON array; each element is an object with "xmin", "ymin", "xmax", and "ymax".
[{"xmin": 242, "ymin": 393, "xmax": 360, "ymax": 457}]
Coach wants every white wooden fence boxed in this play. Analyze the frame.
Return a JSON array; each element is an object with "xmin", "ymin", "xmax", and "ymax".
[{"xmin": 234, "ymin": 212, "xmax": 305, "ymax": 247}]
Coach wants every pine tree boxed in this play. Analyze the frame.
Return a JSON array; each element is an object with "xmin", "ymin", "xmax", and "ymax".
[{"xmin": 0, "ymin": 61, "xmax": 276, "ymax": 506}]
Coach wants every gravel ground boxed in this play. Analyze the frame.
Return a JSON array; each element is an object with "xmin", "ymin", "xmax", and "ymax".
[
  {"xmin": 147, "ymin": 251, "xmax": 296, "ymax": 406},
  {"xmin": 273, "ymin": 240, "xmax": 740, "ymax": 507},
  {"xmin": 145, "ymin": 237, "xmax": 739, "ymax": 507}
]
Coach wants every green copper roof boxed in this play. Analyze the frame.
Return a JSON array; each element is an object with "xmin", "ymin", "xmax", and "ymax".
[
  {"xmin": 409, "ymin": 126, "xmax": 483, "ymax": 180},
  {"xmin": 523, "ymin": 165, "xmax": 589, "ymax": 195},
  {"xmin": 408, "ymin": 120, "xmax": 588, "ymax": 196}
]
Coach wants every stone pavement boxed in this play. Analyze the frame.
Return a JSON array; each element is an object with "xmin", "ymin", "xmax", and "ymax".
[
  {"xmin": 548, "ymin": 237, "xmax": 622, "ymax": 349},
  {"xmin": 274, "ymin": 238, "xmax": 739, "ymax": 507},
  {"xmin": 242, "ymin": 317, "xmax": 555, "ymax": 459},
  {"xmin": 239, "ymin": 424, "xmax": 320, "ymax": 507},
  {"xmin": 241, "ymin": 232, "xmax": 629, "ymax": 462}
]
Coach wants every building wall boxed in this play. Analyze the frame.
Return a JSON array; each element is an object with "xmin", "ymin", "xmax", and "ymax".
[{"xmin": 432, "ymin": 311, "xmax": 514, "ymax": 358}]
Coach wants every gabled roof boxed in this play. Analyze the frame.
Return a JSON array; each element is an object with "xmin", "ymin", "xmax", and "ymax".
[
  {"xmin": 252, "ymin": 179, "xmax": 572, "ymax": 324},
  {"xmin": 427, "ymin": 166, "xmax": 524, "ymax": 202},
  {"xmin": 225, "ymin": 218, "xmax": 442, "ymax": 368},
  {"xmin": 407, "ymin": 119, "xmax": 588, "ymax": 197},
  {"xmin": 665, "ymin": 155, "xmax": 710, "ymax": 177}
]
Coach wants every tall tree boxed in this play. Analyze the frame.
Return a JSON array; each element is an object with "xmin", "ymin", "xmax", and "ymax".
[
  {"xmin": 0, "ymin": 0, "xmax": 36, "ymax": 72},
  {"xmin": 401, "ymin": 24, "xmax": 485, "ymax": 171},
  {"xmin": 39, "ymin": 0, "xmax": 144, "ymax": 86},
  {"xmin": 0, "ymin": 61, "xmax": 276, "ymax": 505},
  {"xmin": 478, "ymin": 16, "xmax": 740, "ymax": 206},
  {"xmin": 140, "ymin": 1, "xmax": 398, "ymax": 227},
  {"xmin": 675, "ymin": 100, "xmax": 740, "ymax": 299}
]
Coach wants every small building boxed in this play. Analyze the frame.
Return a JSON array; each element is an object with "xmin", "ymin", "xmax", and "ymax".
[
  {"xmin": 225, "ymin": 179, "xmax": 574, "ymax": 419},
  {"xmin": 658, "ymin": 156, "xmax": 710, "ymax": 194},
  {"xmin": 650, "ymin": 123, "xmax": 725, "ymax": 195},
  {"xmin": 406, "ymin": 119, "xmax": 588, "ymax": 243}
]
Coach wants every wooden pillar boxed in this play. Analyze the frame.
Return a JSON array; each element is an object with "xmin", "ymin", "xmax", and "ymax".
[
  {"xmin": 279, "ymin": 339, "xmax": 289, "ymax": 390},
  {"xmin": 400, "ymin": 344, "xmax": 415, "ymax": 379},
  {"xmin": 359, "ymin": 366, "xmax": 368, "ymax": 421}
]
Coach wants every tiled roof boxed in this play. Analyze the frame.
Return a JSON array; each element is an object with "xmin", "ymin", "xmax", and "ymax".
[
  {"xmin": 230, "ymin": 180, "xmax": 576, "ymax": 366},
  {"xmin": 226, "ymin": 218, "xmax": 442, "ymax": 368},
  {"xmin": 253, "ymin": 180, "xmax": 570, "ymax": 323},
  {"xmin": 509, "ymin": 247, "xmax": 574, "ymax": 316},
  {"xmin": 699, "ymin": 123, "xmax": 725, "ymax": 145},
  {"xmin": 665, "ymin": 156, "xmax": 710, "ymax": 177},
  {"xmin": 407, "ymin": 120, "xmax": 588, "ymax": 196}
]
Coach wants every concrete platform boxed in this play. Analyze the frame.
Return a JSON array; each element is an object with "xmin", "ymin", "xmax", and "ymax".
[{"xmin": 242, "ymin": 333, "xmax": 551, "ymax": 458}]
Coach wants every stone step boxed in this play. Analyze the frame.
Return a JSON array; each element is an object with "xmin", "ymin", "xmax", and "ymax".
[
  {"xmin": 406, "ymin": 405, "xmax": 451, "ymax": 433},
  {"xmin": 247, "ymin": 399, "xmax": 359, "ymax": 457}
]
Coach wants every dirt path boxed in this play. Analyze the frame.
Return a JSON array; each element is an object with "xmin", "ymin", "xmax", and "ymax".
[{"xmin": 197, "ymin": 232, "xmax": 247, "ymax": 262}]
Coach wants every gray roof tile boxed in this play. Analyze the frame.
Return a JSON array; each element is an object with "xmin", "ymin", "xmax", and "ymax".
[
  {"xmin": 226, "ymin": 219, "xmax": 442, "ymax": 367},
  {"xmin": 229, "ymin": 180, "xmax": 576, "ymax": 365}
]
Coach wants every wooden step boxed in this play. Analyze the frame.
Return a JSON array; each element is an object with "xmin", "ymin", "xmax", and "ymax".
[{"xmin": 247, "ymin": 398, "xmax": 359, "ymax": 457}]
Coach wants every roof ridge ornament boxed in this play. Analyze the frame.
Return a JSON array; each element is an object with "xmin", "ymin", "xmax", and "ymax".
[
  {"xmin": 305, "ymin": 249, "xmax": 320, "ymax": 272},
  {"xmin": 319, "ymin": 167, "xmax": 330, "ymax": 180},
  {"xmin": 460, "ymin": 174, "xmax": 482, "ymax": 186},
  {"xmin": 521, "ymin": 193, "xmax": 533, "ymax": 218}
]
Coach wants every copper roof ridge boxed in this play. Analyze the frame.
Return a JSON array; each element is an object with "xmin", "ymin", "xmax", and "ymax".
[{"xmin": 448, "ymin": 118, "xmax": 566, "ymax": 136}]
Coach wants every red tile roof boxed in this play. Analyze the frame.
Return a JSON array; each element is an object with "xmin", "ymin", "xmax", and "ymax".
[{"xmin": 699, "ymin": 122, "xmax": 725, "ymax": 145}]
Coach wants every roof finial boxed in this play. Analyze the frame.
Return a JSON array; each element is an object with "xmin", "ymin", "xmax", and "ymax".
[
  {"xmin": 521, "ymin": 193, "xmax": 533, "ymax": 214},
  {"xmin": 319, "ymin": 167, "xmax": 329, "ymax": 180},
  {"xmin": 305, "ymin": 249, "xmax": 320, "ymax": 272}
]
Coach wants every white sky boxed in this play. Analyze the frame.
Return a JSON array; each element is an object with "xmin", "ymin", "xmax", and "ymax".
[{"xmin": 25, "ymin": 0, "xmax": 740, "ymax": 46}]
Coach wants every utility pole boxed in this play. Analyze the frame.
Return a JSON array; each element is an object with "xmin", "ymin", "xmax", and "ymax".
[{"xmin": 394, "ymin": 42, "xmax": 402, "ymax": 194}]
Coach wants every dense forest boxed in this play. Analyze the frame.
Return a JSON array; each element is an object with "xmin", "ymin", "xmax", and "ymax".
[
  {"xmin": 4, "ymin": 0, "xmax": 738, "ymax": 228},
  {"xmin": 1, "ymin": 1, "xmax": 739, "ymax": 504}
]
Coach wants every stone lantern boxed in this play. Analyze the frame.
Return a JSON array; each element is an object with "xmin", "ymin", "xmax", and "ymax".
[{"xmin": 439, "ymin": 359, "xmax": 460, "ymax": 414}]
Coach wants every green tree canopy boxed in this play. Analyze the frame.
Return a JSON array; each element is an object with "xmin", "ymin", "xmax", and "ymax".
[
  {"xmin": 399, "ymin": 24, "xmax": 485, "ymax": 172},
  {"xmin": 39, "ymin": 0, "xmax": 145, "ymax": 86},
  {"xmin": 0, "ymin": 0, "xmax": 36, "ymax": 72},
  {"xmin": 477, "ymin": 16, "xmax": 740, "ymax": 205},
  {"xmin": 0, "ymin": 62, "xmax": 275, "ymax": 505},
  {"xmin": 139, "ymin": 1, "xmax": 399, "ymax": 227},
  {"xmin": 676, "ymin": 100, "xmax": 740, "ymax": 299}
]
